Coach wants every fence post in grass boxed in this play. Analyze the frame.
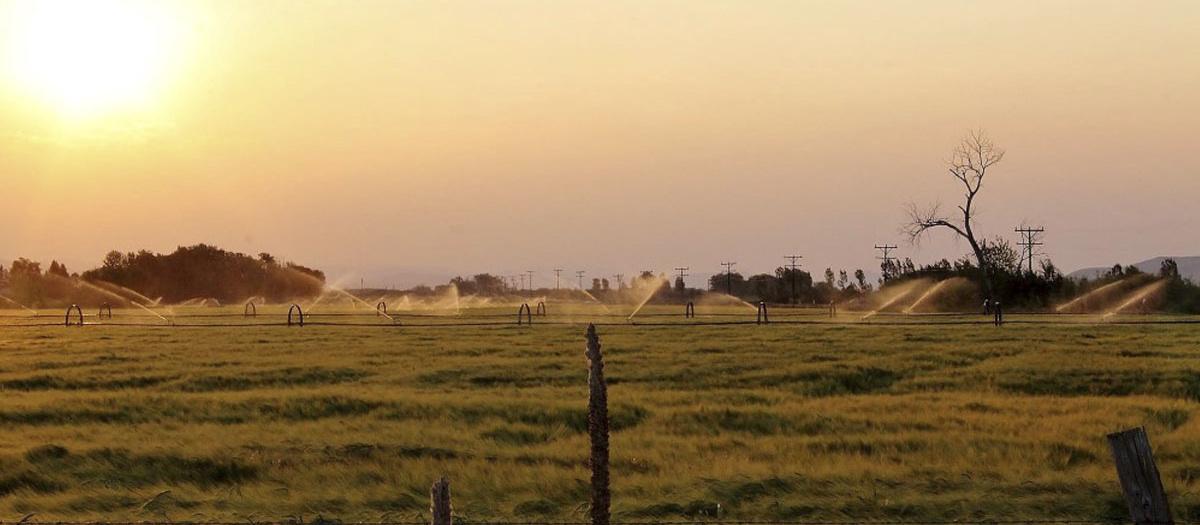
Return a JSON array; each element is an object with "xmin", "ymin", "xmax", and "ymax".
[
  {"xmin": 430, "ymin": 476, "xmax": 451, "ymax": 525},
  {"xmin": 1108, "ymin": 426, "xmax": 1173, "ymax": 525},
  {"xmin": 585, "ymin": 324, "xmax": 611, "ymax": 525}
]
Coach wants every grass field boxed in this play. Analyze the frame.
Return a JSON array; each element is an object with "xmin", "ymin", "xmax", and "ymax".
[{"xmin": 1, "ymin": 304, "xmax": 1199, "ymax": 522}]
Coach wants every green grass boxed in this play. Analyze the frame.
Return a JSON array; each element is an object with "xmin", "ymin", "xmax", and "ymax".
[{"xmin": 0, "ymin": 306, "xmax": 1199, "ymax": 521}]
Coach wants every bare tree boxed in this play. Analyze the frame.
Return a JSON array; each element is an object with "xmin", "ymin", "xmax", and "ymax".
[{"xmin": 904, "ymin": 130, "xmax": 1005, "ymax": 298}]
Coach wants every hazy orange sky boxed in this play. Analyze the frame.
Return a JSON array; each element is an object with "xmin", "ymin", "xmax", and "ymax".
[{"xmin": 2, "ymin": 0, "xmax": 1197, "ymax": 286}]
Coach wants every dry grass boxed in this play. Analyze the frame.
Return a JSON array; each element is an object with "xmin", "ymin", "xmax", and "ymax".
[{"xmin": 0, "ymin": 308, "xmax": 1198, "ymax": 521}]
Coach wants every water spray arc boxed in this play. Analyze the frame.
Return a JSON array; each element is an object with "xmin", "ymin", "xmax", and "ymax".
[
  {"xmin": 626, "ymin": 275, "xmax": 668, "ymax": 321},
  {"xmin": 1055, "ymin": 278, "xmax": 1128, "ymax": 313},
  {"xmin": 0, "ymin": 294, "xmax": 38, "ymax": 315},
  {"xmin": 1103, "ymin": 280, "xmax": 1166, "ymax": 319},
  {"xmin": 903, "ymin": 279, "xmax": 949, "ymax": 314}
]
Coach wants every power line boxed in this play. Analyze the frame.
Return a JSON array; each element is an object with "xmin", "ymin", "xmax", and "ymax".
[
  {"xmin": 673, "ymin": 266, "xmax": 689, "ymax": 288},
  {"xmin": 1014, "ymin": 226, "xmax": 1045, "ymax": 274},
  {"xmin": 720, "ymin": 261, "xmax": 736, "ymax": 296},
  {"xmin": 875, "ymin": 244, "xmax": 898, "ymax": 281},
  {"xmin": 784, "ymin": 255, "xmax": 803, "ymax": 304}
]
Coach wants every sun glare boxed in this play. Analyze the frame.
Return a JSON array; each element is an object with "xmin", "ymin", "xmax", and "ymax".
[{"xmin": 4, "ymin": 0, "xmax": 184, "ymax": 118}]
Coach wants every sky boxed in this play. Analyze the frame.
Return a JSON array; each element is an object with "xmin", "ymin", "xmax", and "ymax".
[{"xmin": 1, "ymin": 0, "xmax": 1197, "ymax": 288}]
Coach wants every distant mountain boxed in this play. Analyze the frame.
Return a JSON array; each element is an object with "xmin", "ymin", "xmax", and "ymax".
[{"xmin": 1068, "ymin": 256, "xmax": 1200, "ymax": 282}]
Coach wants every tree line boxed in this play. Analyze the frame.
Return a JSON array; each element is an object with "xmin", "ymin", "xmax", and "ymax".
[{"xmin": 0, "ymin": 244, "xmax": 324, "ymax": 308}]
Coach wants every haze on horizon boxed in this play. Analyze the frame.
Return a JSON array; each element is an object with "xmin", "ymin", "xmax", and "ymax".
[{"xmin": 1, "ymin": 0, "xmax": 1197, "ymax": 288}]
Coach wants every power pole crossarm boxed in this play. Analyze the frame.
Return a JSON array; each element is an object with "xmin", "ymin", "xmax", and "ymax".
[
  {"xmin": 720, "ymin": 261, "xmax": 736, "ymax": 296},
  {"xmin": 784, "ymin": 255, "xmax": 803, "ymax": 305}
]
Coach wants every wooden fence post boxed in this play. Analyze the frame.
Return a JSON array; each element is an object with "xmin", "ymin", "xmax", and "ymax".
[
  {"xmin": 1108, "ymin": 426, "xmax": 1173, "ymax": 525},
  {"xmin": 585, "ymin": 324, "xmax": 610, "ymax": 525},
  {"xmin": 430, "ymin": 476, "xmax": 451, "ymax": 525}
]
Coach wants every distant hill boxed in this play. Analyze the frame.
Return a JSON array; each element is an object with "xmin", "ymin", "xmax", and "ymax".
[{"xmin": 1069, "ymin": 256, "xmax": 1200, "ymax": 282}]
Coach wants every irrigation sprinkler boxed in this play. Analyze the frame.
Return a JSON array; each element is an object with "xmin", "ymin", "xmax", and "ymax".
[
  {"xmin": 98, "ymin": 302, "xmax": 113, "ymax": 320},
  {"xmin": 829, "ymin": 301, "xmax": 837, "ymax": 318},
  {"xmin": 287, "ymin": 304, "xmax": 305, "ymax": 327},
  {"xmin": 65, "ymin": 304, "xmax": 84, "ymax": 326},
  {"xmin": 376, "ymin": 301, "xmax": 388, "ymax": 317},
  {"xmin": 517, "ymin": 303, "xmax": 533, "ymax": 325},
  {"xmin": 756, "ymin": 301, "xmax": 770, "ymax": 325},
  {"xmin": 244, "ymin": 302, "xmax": 257, "ymax": 317},
  {"xmin": 684, "ymin": 302, "xmax": 695, "ymax": 319},
  {"xmin": 993, "ymin": 301, "xmax": 1004, "ymax": 326},
  {"xmin": 536, "ymin": 301, "xmax": 546, "ymax": 317}
]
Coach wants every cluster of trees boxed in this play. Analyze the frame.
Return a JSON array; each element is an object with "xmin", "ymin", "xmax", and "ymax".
[
  {"xmin": 0, "ymin": 258, "xmax": 88, "ymax": 308},
  {"xmin": 0, "ymin": 245, "xmax": 327, "ymax": 308},
  {"xmin": 880, "ymin": 239, "xmax": 1072, "ymax": 309},
  {"xmin": 81, "ymin": 244, "xmax": 325, "ymax": 304},
  {"xmin": 706, "ymin": 266, "xmax": 870, "ymax": 304}
]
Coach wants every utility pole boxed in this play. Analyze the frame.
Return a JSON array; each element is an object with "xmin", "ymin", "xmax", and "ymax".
[
  {"xmin": 784, "ymin": 255, "xmax": 803, "ymax": 304},
  {"xmin": 576, "ymin": 270, "xmax": 586, "ymax": 291},
  {"xmin": 1014, "ymin": 226, "xmax": 1045, "ymax": 274},
  {"xmin": 554, "ymin": 268, "xmax": 563, "ymax": 290},
  {"xmin": 611, "ymin": 274, "xmax": 624, "ymax": 290},
  {"xmin": 674, "ymin": 267, "xmax": 689, "ymax": 289},
  {"xmin": 526, "ymin": 270, "xmax": 535, "ymax": 292},
  {"xmin": 720, "ymin": 261, "xmax": 736, "ymax": 296},
  {"xmin": 518, "ymin": 274, "xmax": 526, "ymax": 292},
  {"xmin": 875, "ymin": 244, "xmax": 898, "ymax": 281}
]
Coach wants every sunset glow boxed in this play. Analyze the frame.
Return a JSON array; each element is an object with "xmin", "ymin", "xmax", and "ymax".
[{"xmin": 3, "ymin": 0, "xmax": 184, "ymax": 117}]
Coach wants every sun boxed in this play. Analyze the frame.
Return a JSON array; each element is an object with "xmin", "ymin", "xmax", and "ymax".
[{"xmin": 4, "ymin": 0, "xmax": 184, "ymax": 118}]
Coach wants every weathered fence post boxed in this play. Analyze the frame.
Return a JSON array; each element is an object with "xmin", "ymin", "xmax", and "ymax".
[
  {"xmin": 585, "ymin": 324, "xmax": 610, "ymax": 525},
  {"xmin": 430, "ymin": 476, "xmax": 451, "ymax": 525},
  {"xmin": 1108, "ymin": 426, "xmax": 1173, "ymax": 525}
]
